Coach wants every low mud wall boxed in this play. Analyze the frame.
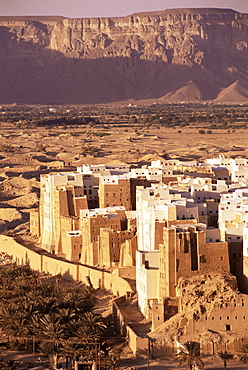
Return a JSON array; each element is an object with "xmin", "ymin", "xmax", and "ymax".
[
  {"xmin": 0, "ymin": 235, "xmax": 133, "ymax": 297},
  {"xmin": 113, "ymin": 297, "xmax": 149, "ymax": 358}
]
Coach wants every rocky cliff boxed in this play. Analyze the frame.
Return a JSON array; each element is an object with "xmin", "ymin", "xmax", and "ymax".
[{"xmin": 0, "ymin": 9, "xmax": 247, "ymax": 104}]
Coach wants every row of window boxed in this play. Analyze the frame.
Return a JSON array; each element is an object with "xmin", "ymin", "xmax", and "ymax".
[
  {"xmin": 222, "ymin": 302, "xmax": 245, "ymax": 307},
  {"xmin": 106, "ymin": 195, "xmax": 128, "ymax": 199},
  {"xmin": 103, "ymin": 179, "xmax": 117, "ymax": 183},
  {"xmin": 207, "ymin": 315, "xmax": 246, "ymax": 320},
  {"xmin": 232, "ymin": 252, "xmax": 242, "ymax": 259},
  {"xmin": 105, "ymin": 188, "xmax": 127, "ymax": 193},
  {"xmin": 92, "ymin": 224, "xmax": 119, "ymax": 229},
  {"xmin": 84, "ymin": 189, "xmax": 93, "ymax": 195}
]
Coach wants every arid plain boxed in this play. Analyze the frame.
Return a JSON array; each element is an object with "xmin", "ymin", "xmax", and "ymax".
[{"xmin": 1, "ymin": 109, "xmax": 248, "ymax": 235}]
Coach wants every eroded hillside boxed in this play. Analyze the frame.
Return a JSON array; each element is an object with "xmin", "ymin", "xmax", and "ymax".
[{"xmin": 0, "ymin": 8, "xmax": 247, "ymax": 103}]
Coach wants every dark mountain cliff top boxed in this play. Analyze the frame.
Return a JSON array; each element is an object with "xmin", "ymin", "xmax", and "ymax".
[
  {"xmin": 0, "ymin": 16, "xmax": 65, "ymax": 22},
  {"xmin": 0, "ymin": 9, "xmax": 240, "ymax": 23},
  {"xmin": 130, "ymin": 8, "xmax": 239, "ymax": 16}
]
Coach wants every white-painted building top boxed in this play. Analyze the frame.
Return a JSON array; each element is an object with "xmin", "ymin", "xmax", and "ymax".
[{"xmin": 80, "ymin": 206, "xmax": 125, "ymax": 219}]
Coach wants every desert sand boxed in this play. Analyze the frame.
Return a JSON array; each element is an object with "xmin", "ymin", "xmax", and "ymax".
[{"xmin": 1, "ymin": 120, "xmax": 248, "ymax": 234}]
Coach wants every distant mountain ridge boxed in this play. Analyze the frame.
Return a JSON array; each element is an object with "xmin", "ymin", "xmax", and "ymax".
[{"xmin": 0, "ymin": 8, "xmax": 247, "ymax": 104}]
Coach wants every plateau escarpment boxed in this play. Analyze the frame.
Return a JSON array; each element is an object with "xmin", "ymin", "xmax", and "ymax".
[{"xmin": 0, "ymin": 9, "xmax": 247, "ymax": 103}]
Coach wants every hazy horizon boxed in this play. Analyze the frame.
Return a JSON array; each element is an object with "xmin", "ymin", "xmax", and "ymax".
[{"xmin": 0, "ymin": 0, "xmax": 247, "ymax": 18}]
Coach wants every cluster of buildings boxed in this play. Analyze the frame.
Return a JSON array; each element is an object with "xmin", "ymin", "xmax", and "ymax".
[{"xmin": 31, "ymin": 156, "xmax": 248, "ymax": 337}]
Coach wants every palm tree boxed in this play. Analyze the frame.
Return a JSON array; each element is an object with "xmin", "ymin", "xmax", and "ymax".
[
  {"xmin": 59, "ymin": 338, "xmax": 85, "ymax": 369},
  {"xmin": 0, "ymin": 262, "xmax": 108, "ymax": 369},
  {"xmin": 72, "ymin": 321, "xmax": 101, "ymax": 366},
  {"xmin": 239, "ymin": 343, "xmax": 248, "ymax": 365},
  {"xmin": 62, "ymin": 287, "xmax": 97, "ymax": 313},
  {"xmin": 38, "ymin": 313, "xmax": 67, "ymax": 370},
  {"xmin": 81, "ymin": 312, "xmax": 107, "ymax": 336},
  {"xmin": 0, "ymin": 361, "xmax": 11, "ymax": 369},
  {"xmin": 176, "ymin": 341, "xmax": 204, "ymax": 369},
  {"xmin": 0, "ymin": 269, "xmax": 16, "ymax": 300},
  {"xmin": 107, "ymin": 344, "xmax": 124, "ymax": 370},
  {"xmin": 27, "ymin": 313, "xmax": 42, "ymax": 354},
  {"xmin": 0, "ymin": 304, "xmax": 30, "ymax": 348},
  {"xmin": 69, "ymin": 320, "xmax": 98, "ymax": 343},
  {"xmin": 56, "ymin": 307, "xmax": 77, "ymax": 326},
  {"xmin": 218, "ymin": 350, "xmax": 234, "ymax": 369}
]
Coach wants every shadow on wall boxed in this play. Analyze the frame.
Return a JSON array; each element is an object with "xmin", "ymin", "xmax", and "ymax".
[
  {"xmin": 62, "ymin": 269, "xmax": 76, "ymax": 282},
  {"xmin": 0, "ymin": 235, "xmax": 134, "ymax": 297},
  {"xmin": 227, "ymin": 239, "xmax": 246, "ymax": 293}
]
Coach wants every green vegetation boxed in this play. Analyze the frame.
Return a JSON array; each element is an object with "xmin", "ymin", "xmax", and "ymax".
[
  {"xmin": 218, "ymin": 350, "xmax": 234, "ymax": 369},
  {"xmin": 81, "ymin": 145, "xmax": 101, "ymax": 156},
  {"xmin": 0, "ymin": 103, "xmax": 247, "ymax": 130},
  {"xmin": 0, "ymin": 143, "xmax": 16, "ymax": 152},
  {"xmin": 239, "ymin": 343, "xmax": 248, "ymax": 364},
  {"xmin": 34, "ymin": 142, "xmax": 47, "ymax": 152},
  {"xmin": 176, "ymin": 341, "xmax": 204, "ymax": 369},
  {"xmin": 0, "ymin": 264, "xmax": 119, "ymax": 370}
]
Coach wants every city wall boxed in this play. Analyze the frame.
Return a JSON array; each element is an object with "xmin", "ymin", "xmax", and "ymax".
[
  {"xmin": 0, "ymin": 236, "xmax": 133, "ymax": 297},
  {"xmin": 113, "ymin": 297, "xmax": 149, "ymax": 358}
]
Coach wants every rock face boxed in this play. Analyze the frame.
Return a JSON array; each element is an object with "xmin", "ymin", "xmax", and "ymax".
[{"xmin": 0, "ymin": 9, "xmax": 247, "ymax": 103}]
